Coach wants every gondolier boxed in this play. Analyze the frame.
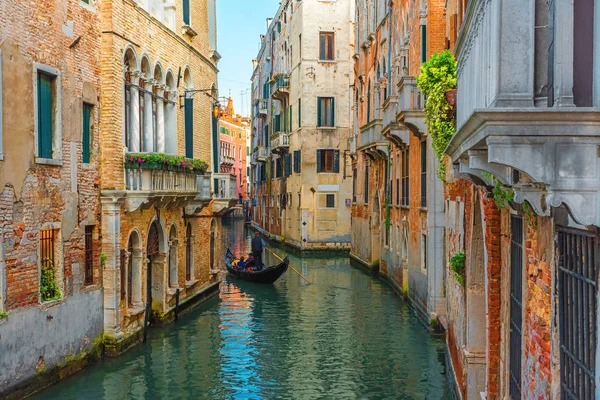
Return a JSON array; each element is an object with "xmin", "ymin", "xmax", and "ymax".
[{"xmin": 251, "ymin": 232, "xmax": 265, "ymax": 267}]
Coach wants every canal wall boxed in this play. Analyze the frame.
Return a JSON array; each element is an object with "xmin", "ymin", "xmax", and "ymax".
[{"xmin": 0, "ymin": 289, "xmax": 104, "ymax": 397}]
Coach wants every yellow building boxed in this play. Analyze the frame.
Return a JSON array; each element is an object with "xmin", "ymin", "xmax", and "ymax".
[{"xmin": 98, "ymin": 0, "xmax": 236, "ymax": 353}]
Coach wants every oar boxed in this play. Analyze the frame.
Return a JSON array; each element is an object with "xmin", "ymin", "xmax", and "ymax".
[{"xmin": 264, "ymin": 246, "xmax": 312, "ymax": 284}]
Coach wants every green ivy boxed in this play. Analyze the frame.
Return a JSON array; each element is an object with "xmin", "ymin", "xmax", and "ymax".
[
  {"xmin": 416, "ymin": 50, "xmax": 457, "ymax": 181},
  {"xmin": 41, "ymin": 258, "xmax": 61, "ymax": 302},
  {"xmin": 450, "ymin": 251, "xmax": 466, "ymax": 286},
  {"xmin": 0, "ymin": 312, "xmax": 8, "ymax": 320}
]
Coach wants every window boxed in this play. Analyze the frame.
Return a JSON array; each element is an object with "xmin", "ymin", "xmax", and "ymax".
[
  {"xmin": 82, "ymin": 103, "xmax": 92, "ymax": 163},
  {"xmin": 326, "ymin": 194, "xmax": 335, "ymax": 208},
  {"xmin": 37, "ymin": 69, "xmax": 60, "ymax": 160},
  {"xmin": 84, "ymin": 226, "xmax": 94, "ymax": 285},
  {"xmin": 184, "ymin": 97, "xmax": 193, "ymax": 158},
  {"xmin": 364, "ymin": 165, "xmax": 369, "ymax": 204},
  {"xmin": 352, "ymin": 167, "xmax": 357, "ymax": 203},
  {"xmin": 182, "ymin": 0, "xmax": 191, "ymax": 25},
  {"xmin": 319, "ymin": 32, "xmax": 335, "ymax": 60},
  {"xmin": 316, "ymin": 149, "xmax": 339, "ymax": 173},
  {"xmin": 317, "ymin": 97, "xmax": 335, "ymax": 127},
  {"xmin": 284, "ymin": 154, "xmax": 292, "ymax": 177},
  {"xmin": 421, "ymin": 141, "xmax": 427, "ymax": 207},
  {"xmin": 298, "ymin": 98, "xmax": 301, "ymax": 128},
  {"xmin": 40, "ymin": 229, "xmax": 61, "ymax": 302},
  {"xmin": 401, "ymin": 148, "xmax": 409, "ymax": 206},
  {"xmin": 275, "ymin": 158, "xmax": 283, "ymax": 178},
  {"xmin": 293, "ymin": 150, "xmax": 301, "ymax": 173}
]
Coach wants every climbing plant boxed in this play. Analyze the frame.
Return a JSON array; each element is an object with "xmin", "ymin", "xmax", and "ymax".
[
  {"xmin": 450, "ymin": 251, "xmax": 466, "ymax": 286},
  {"xmin": 416, "ymin": 50, "xmax": 457, "ymax": 181},
  {"xmin": 40, "ymin": 258, "xmax": 61, "ymax": 302},
  {"xmin": 481, "ymin": 171, "xmax": 515, "ymax": 209}
]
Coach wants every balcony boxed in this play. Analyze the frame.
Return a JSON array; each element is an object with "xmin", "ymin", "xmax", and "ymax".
[
  {"xmin": 382, "ymin": 95, "xmax": 410, "ymax": 147},
  {"xmin": 271, "ymin": 74, "xmax": 289, "ymax": 101},
  {"xmin": 122, "ymin": 167, "xmax": 205, "ymax": 212},
  {"xmin": 397, "ymin": 76, "xmax": 426, "ymax": 135},
  {"xmin": 213, "ymin": 173, "xmax": 237, "ymax": 200},
  {"xmin": 446, "ymin": 0, "xmax": 600, "ymax": 227},
  {"xmin": 270, "ymin": 131, "xmax": 289, "ymax": 153},
  {"xmin": 256, "ymin": 146, "xmax": 268, "ymax": 163},
  {"xmin": 220, "ymin": 155, "xmax": 235, "ymax": 166},
  {"xmin": 255, "ymin": 99, "xmax": 268, "ymax": 117},
  {"xmin": 358, "ymin": 119, "xmax": 387, "ymax": 159}
]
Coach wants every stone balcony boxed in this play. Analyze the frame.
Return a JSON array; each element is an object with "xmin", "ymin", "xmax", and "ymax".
[
  {"xmin": 358, "ymin": 119, "xmax": 387, "ymax": 159},
  {"xmin": 447, "ymin": 0, "xmax": 600, "ymax": 227},
  {"xmin": 397, "ymin": 76, "xmax": 425, "ymax": 135},
  {"xmin": 271, "ymin": 74, "xmax": 290, "ymax": 101},
  {"xmin": 270, "ymin": 131, "xmax": 289, "ymax": 153},
  {"xmin": 382, "ymin": 95, "xmax": 410, "ymax": 147},
  {"xmin": 255, "ymin": 146, "xmax": 268, "ymax": 163},
  {"xmin": 255, "ymin": 98, "xmax": 268, "ymax": 117},
  {"xmin": 213, "ymin": 173, "xmax": 237, "ymax": 200},
  {"xmin": 121, "ymin": 167, "xmax": 210, "ymax": 213}
]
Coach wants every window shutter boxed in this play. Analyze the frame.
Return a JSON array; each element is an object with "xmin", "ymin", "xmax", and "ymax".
[
  {"xmin": 317, "ymin": 97, "xmax": 322, "ymax": 126},
  {"xmin": 38, "ymin": 73, "xmax": 53, "ymax": 159},
  {"xmin": 316, "ymin": 149, "xmax": 322, "ymax": 173},
  {"xmin": 319, "ymin": 34, "xmax": 325, "ymax": 60},
  {"xmin": 420, "ymin": 24, "xmax": 427, "ymax": 63},
  {"xmin": 285, "ymin": 154, "xmax": 292, "ymax": 177},
  {"xmin": 333, "ymin": 150, "xmax": 340, "ymax": 173},
  {"xmin": 330, "ymin": 97, "xmax": 335, "ymax": 127},
  {"xmin": 184, "ymin": 98, "xmax": 194, "ymax": 158},
  {"xmin": 289, "ymin": 105, "xmax": 292, "ymax": 132},
  {"xmin": 182, "ymin": 0, "xmax": 190, "ymax": 25},
  {"xmin": 82, "ymin": 104, "xmax": 91, "ymax": 163}
]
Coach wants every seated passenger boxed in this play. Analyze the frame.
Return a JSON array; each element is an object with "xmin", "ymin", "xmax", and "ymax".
[{"xmin": 237, "ymin": 257, "xmax": 246, "ymax": 269}]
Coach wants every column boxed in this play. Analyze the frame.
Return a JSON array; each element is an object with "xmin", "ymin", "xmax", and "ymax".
[
  {"xmin": 156, "ymin": 85, "xmax": 166, "ymax": 153},
  {"xmin": 143, "ymin": 80, "xmax": 154, "ymax": 152},
  {"xmin": 129, "ymin": 71, "xmax": 142, "ymax": 152},
  {"xmin": 101, "ymin": 195, "xmax": 125, "ymax": 337}
]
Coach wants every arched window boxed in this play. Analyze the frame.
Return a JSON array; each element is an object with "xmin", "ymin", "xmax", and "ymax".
[
  {"xmin": 183, "ymin": 68, "xmax": 194, "ymax": 158},
  {"xmin": 140, "ymin": 56, "xmax": 152, "ymax": 152},
  {"xmin": 123, "ymin": 48, "xmax": 138, "ymax": 150},
  {"xmin": 185, "ymin": 224, "xmax": 193, "ymax": 281},
  {"xmin": 168, "ymin": 225, "xmax": 178, "ymax": 288},
  {"xmin": 165, "ymin": 71, "xmax": 177, "ymax": 154},
  {"xmin": 153, "ymin": 63, "xmax": 164, "ymax": 153}
]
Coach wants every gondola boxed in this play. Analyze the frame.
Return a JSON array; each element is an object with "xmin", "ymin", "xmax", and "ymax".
[{"xmin": 224, "ymin": 248, "xmax": 288, "ymax": 284}]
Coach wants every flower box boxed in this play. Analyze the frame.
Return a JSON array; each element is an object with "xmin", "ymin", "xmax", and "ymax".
[{"xmin": 124, "ymin": 162, "xmax": 139, "ymax": 169}]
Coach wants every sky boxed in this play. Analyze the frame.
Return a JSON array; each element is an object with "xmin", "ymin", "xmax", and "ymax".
[{"xmin": 216, "ymin": 0, "xmax": 281, "ymax": 117}]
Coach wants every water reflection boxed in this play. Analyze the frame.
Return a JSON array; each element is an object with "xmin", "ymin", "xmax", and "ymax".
[{"xmin": 34, "ymin": 218, "xmax": 452, "ymax": 399}]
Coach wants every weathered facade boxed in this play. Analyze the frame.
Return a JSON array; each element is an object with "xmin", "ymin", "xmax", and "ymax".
[
  {"xmin": 0, "ymin": 0, "xmax": 103, "ymax": 394},
  {"xmin": 218, "ymin": 97, "xmax": 249, "ymax": 200},
  {"xmin": 350, "ymin": 0, "xmax": 446, "ymax": 322},
  {"xmin": 444, "ymin": 0, "xmax": 600, "ymax": 398},
  {"xmin": 98, "ymin": 0, "xmax": 234, "ymax": 355},
  {"xmin": 250, "ymin": 0, "xmax": 355, "ymax": 250}
]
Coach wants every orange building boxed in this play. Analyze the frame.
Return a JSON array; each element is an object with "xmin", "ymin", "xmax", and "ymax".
[{"xmin": 218, "ymin": 97, "xmax": 250, "ymax": 200}]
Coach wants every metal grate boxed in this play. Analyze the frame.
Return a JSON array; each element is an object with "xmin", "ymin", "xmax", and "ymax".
[
  {"xmin": 84, "ymin": 226, "xmax": 94, "ymax": 285},
  {"xmin": 509, "ymin": 215, "xmax": 523, "ymax": 399},
  {"xmin": 558, "ymin": 227, "xmax": 597, "ymax": 400}
]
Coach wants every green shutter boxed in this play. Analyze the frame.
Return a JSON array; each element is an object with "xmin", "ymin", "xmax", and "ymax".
[
  {"xmin": 183, "ymin": 0, "xmax": 190, "ymax": 25},
  {"xmin": 289, "ymin": 105, "xmax": 292, "ymax": 132},
  {"xmin": 184, "ymin": 98, "xmax": 194, "ymax": 158},
  {"xmin": 317, "ymin": 97, "xmax": 322, "ymax": 127},
  {"xmin": 298, "ymin": 98, "xmax": 301, "ymax": 128},
  {"xmin": 38, "ymin": 73, "xmax": 53, "ymax": 159},
  {"xmin": 316, "ymin": 149, "xmax": 322, "ymax": 173},
  {"xmin": 82, "ymin": 104, "xmax": 91, "ymax": 163},
  {"xmin": 329, "ymin": 98, "xmax": 335, "ymax": 127},
  {"xmin": 333, "ymin": 150, "xmax": 340, "ymax": 173},
  {"xmin": 421, "ymin": 24, "xmax": 427, "ymax": 63},
  {"xmin": 319, "ymin": 34, "xmax": 325, "ymax": 60},
  {"xmin": 285, "ymin": 154, "xmax": 292, "ymax": 177}
]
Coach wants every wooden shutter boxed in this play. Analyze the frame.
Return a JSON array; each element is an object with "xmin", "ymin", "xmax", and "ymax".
[
  {"xmin": 329, "ymin": 98, "xmax": 335, "ymax": 127},
  {"xmin": 82, "ymin": 103, "xmax": 91, "ymax": 163},
  {"xmin": 184, "ymin": 98, "xmax": 194, "ymax": 158},
  {"xmin": 316, "ymin": 149, "xmax": 322, "ymax": 172},
  {"xmin": 183, "ymin": 0, "xmax": 190, "ymax": 25},
  {"xmin": 317, "ymin": 97, "xmax": 322, "ymax": 126},
  {"xmin": 333, "ymin": 150, "xmax": 340, "ymax": 173},
  {"xmin": 38, "ymin": 73, "xmax": 53, "ymax": 159}
]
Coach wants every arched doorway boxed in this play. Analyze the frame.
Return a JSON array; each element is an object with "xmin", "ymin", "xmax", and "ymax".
[{"xmin": 147, "ymin": 221, "xmax": 160, "ymax": 305}]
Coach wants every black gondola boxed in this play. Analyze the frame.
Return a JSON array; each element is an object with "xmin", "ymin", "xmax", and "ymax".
[{"xmin": 224, "ymin": 248, "xmax": 288, "ymax": 284}]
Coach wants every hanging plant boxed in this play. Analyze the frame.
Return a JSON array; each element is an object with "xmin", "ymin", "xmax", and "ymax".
[
  {"xmin": 481, "ymin": 171, "xmax": 515, "ymax": 209},
  {"xmin": 450, "ymin": 251, "xmax": 466, "ymax": 286},
  {"xmin": 416, "ymin": 50, "xmax": 457, "ymax": 181}
]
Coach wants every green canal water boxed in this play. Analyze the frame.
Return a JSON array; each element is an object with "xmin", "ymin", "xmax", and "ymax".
[{"xmin": 34, "ymin": 219, "xmax": 453, "ymax": 399}]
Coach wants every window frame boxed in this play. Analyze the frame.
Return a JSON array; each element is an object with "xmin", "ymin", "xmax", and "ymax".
[
  {"xmin": 82, "ymin": 103, "xmax": 93, "ymax": 164},
  {"xmin": 317, "ymin": 97, "xmax": 335, "ymax": 127},
  {"xmin": 319, "ymin": 31, "xmax": 335, "ymax": 61},
  {"xmin": 325, "ymin": 193, "xmax": 336, "ymax": 208},
  {"xmin": 34, "ymin": 63, "xmax": 62, "ymax": 165},
  {"xmin": 182, "ymin": 0, "xmax": 191, "ymax": 26},
  {"xmin": 317, "ymin": 149, "xmax": 338, "ymax": 173}
]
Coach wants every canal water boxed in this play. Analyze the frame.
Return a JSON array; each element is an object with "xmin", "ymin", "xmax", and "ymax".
[{"xmin": 34, "ymin": 219, "xmax": 453, "ymax": 399}]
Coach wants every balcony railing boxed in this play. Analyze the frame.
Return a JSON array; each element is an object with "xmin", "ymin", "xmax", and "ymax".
[
  {"xmin": 382, "ymin": 95, "xmax": 410, "ymax": 146},
  {"xmin": 256, "ymin": 146, "xmax": 268, "ymax": 162},
  {"xmin": 270, "ymin": 131, "xmax": 289, "ymax": 151},
  {"xmin": 257, "ymin": 99, "xmax": 268, "ymax": 116},
  {"xmin": 213, "ymin": 173, "xmax": 237, "ymax": 200},
  {"xmin": 397, "ymin": 76, "xmax": 426, "ymax": 134},
  {"xmin": 271, "ymin": 74, "xmax": 290, "ymax": 100},
  {"xmin": 196, "ymin": 174, "xmax": 212, "ymax": 200},
  {"xmin": 358, "ymin": 119, "xmax": 384, "ymax": 148},
  {"xmin": 220, "ymin": 155, "xmax": 235, "ymax": 165},
  {"xmin": 125, "ymin": 168, "xmax": 199, "ymax": 193}
]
